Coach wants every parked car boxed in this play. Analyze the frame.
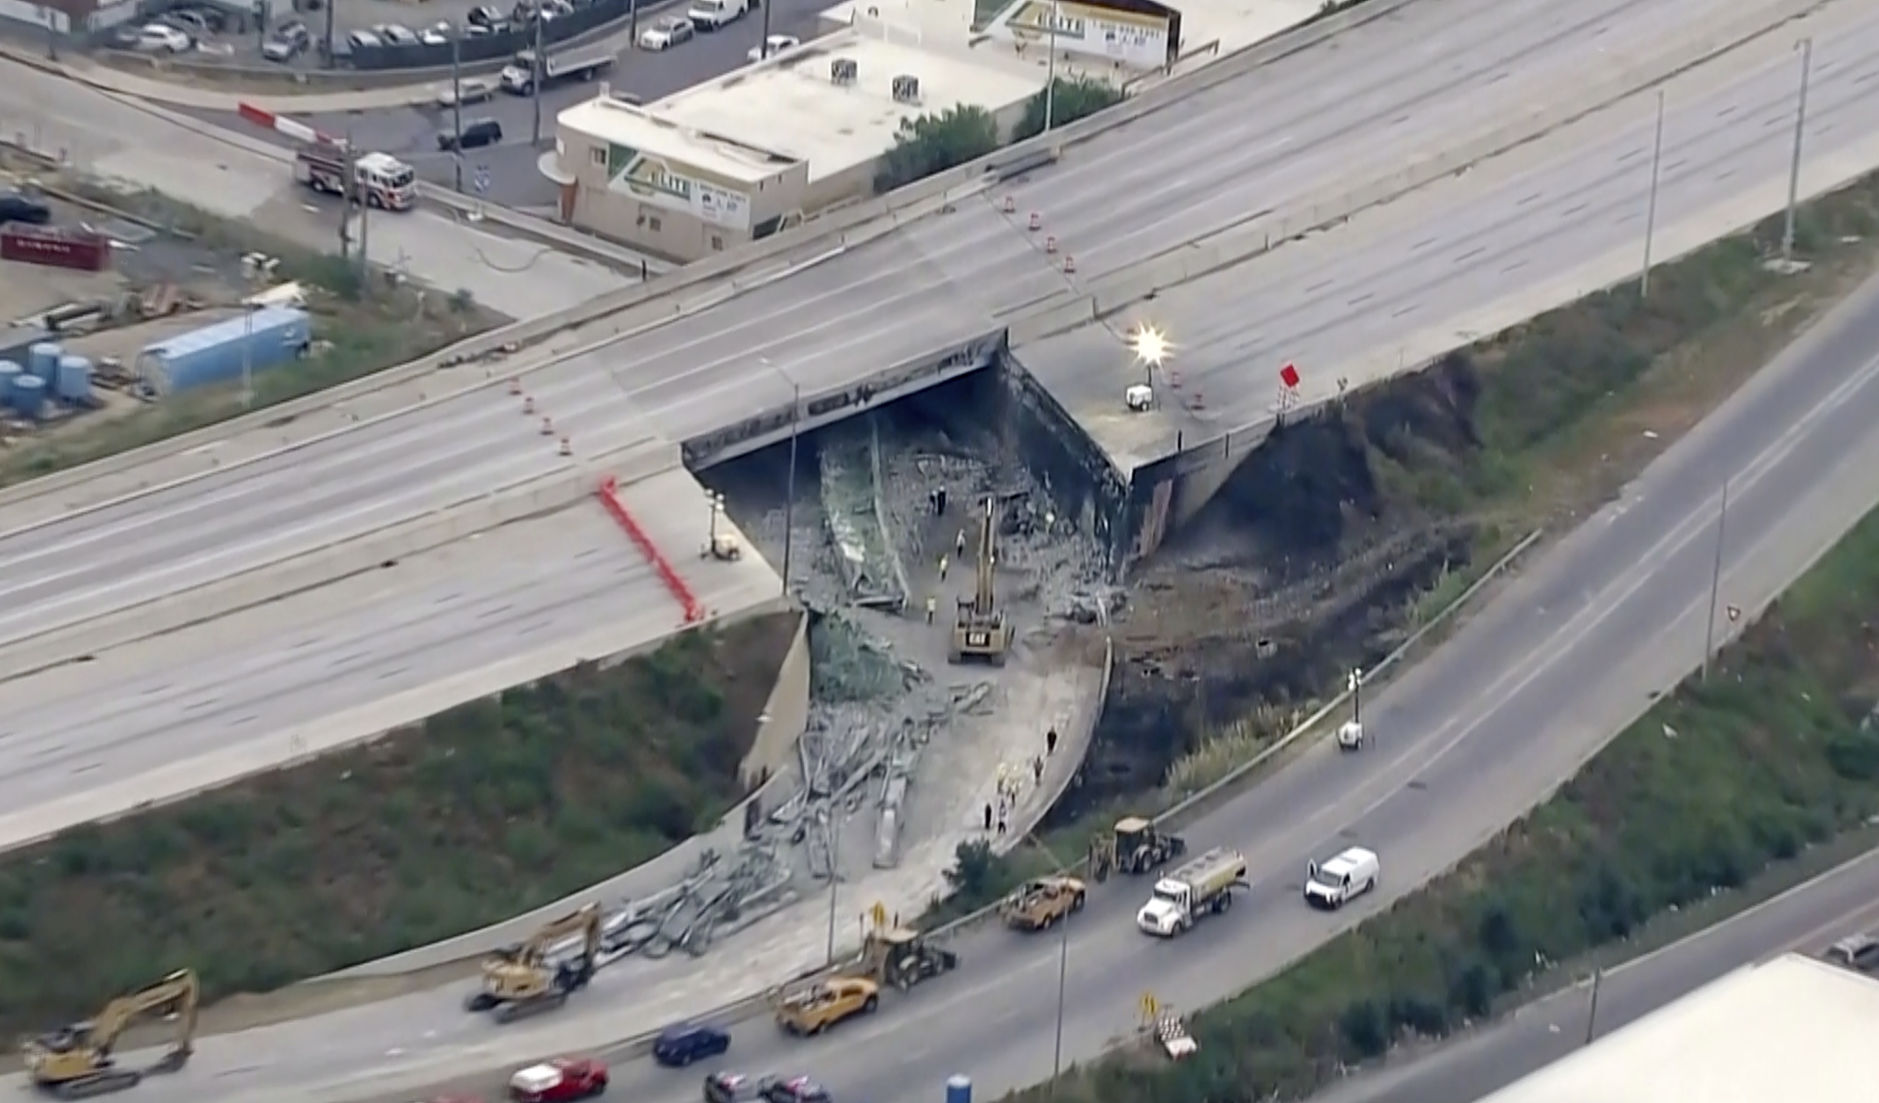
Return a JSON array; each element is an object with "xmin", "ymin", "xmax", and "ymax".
[
  {"xmin": 262, "ymin": 20, "xmax": 311, "ymax": 60},
  {"xmin": 418, "ymin": 20, "xmax": 451, "ymax": 45},
  {"xmin": 746, "ymin": 33, "xmax": 797, "ymax": 61},
  {"xmin": 374, "ymin": 22, "xmax": 419, "ymax": 44},
  {"xmin": 133, "ymin": 23, "xmax": 193, "ymax": 52},
  {"xmin": 346, "ymin": 28, "xmax": 382, "ymax": 49},
  {"xmin": 0, "ymin": 190, "xmax": 52, "ymax": 225},
  {"xmin": 637, "ymin": 14, "xmax": 693, "ymax": 49},
  {"xmin": 159, "ymin": 10, "xmax": 211, "ymax": 36},
  {"xmin": 437, "ymin": 117, "xmax": 503, "ymax": 151},
  {"xmin": 653, "ymin": 1023, "xmax": 729, "ymax": 1068},
  {"xmin": 435, "ymin": 76, "xmax": 497, "ymax": 106},
  {"xmin": 508, "ymin": 1058, "xmax": 607, "ymax": 1103},
  {"xmin": 466, "ymin": 4, "xmax": 505, "ymax": 27},
  {"xmin": 1827, "ymin": 933, "xmax": 1879, "ymax": 972}
]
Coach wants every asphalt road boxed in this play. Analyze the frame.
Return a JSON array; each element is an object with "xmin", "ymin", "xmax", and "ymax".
[
  {"xmin": 0, "ymin": 0, "xmax": 1808, "ymax": 663},
  {"xmin": 0, "ymin": 53, "xmax": 631, "ymax": 311},
  {"xmin": 1310, "ymin": 850, "xmax": 1879, "ymax": 1103},
  {"xmin": 200, "ymin": 0, "xmax": 837, "ymax": 206},
  {"xmin": 31, "ymin": 218, "xmax": 1879, "ymax": 1103}
]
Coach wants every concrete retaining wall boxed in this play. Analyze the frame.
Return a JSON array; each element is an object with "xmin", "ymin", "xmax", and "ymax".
[{"xmin": 739, "ymin": 612, "xmax": 811, "ymax": 786}]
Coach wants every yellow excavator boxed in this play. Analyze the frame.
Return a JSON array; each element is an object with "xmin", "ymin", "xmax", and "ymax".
[
  {"xmin": 950, "ymin": 496, "xmax": 1014, "ymax": 665},
  {"xmin": 24, "ymin": 968, "xmax": 199, "ymax": 1099},
  {"xmin": 464, "ymin": 903, "xmax": 602, "ymax": 1023}
]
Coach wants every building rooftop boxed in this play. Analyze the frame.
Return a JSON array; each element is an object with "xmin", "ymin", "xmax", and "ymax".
[
  {"xmin": 557, "ymin": 95, "xmax": 803, "ymax": 186},
  {"xmin": 651, "ymin": 28, "xmax": 1044, "ymax": 183},
  {"xmin": 1478, "ymin": 954, "xmax": 1877, "ymax": 1103}
]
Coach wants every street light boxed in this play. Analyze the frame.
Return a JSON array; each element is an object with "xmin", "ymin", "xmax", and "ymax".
[
  {"xmin": 1041, "ymin": 0, "xmax": 1061, "ymax": 134},
  {"xmin": 1782, "ymin": 37, "xmax": 1814, "ymax": 263},
  {"xmin": 1348, "ymin": 667, "xmax": 1363, "ymax": 726},
  {"xmin": 1128, "ymin": 323, "xmax": 1170, "ymax": 389},
  {"xmin": 824, "ymin": 810, "xmax": 841, "ymax": 967},
  {"xmin": 706, "ymin": 490, "xmax": 726, "ymax": 550},
  {"xmin": 1701, "ymin": 480, "xmax": 1729, "ymax": 682}
]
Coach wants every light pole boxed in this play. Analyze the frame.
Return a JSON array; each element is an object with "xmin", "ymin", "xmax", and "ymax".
[
  {"xmin": 1701, "ymin": 480, "xmax": 1729, "ymax": 682},
  {"xmin": 1348, "ymin": 667, "xmax": 1363, "ymax": 725},
  {"xmin": 531, "ymin": 13, "xmax": 546, "ymax": 146},
  {"xmin": 1584, "ymin": 968, "xmax": 1604, "ymax": 1046},
  {"xmin": 1049, "ymin": 885, "xmax": 1069, "ymax": 1092},
  {"xmin": 706, "ymin": 490, "xmax": 725, "ymax": 550},
  {"xmin": 451, "ymin": 33, "xmax": 464, "ymax": 193},
  {"xmin": 824, "ymin": 811, "xmax": 841, "ymax": 966},
  {"xmin": 1781, "ymin": 37, "xmax": 1813, "ymax": 263},
  {"xmin": 1041, "ymin": 0, "xmax": 1060, "ymax": 133},
  {"xmin": 1640, "ymin": 88, "xmax": 1665, "ymax": 297}
]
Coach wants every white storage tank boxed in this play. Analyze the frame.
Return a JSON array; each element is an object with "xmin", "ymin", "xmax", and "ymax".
[
  {"xmin": 55, "ymin": 355, "xmax": 92, "ymax": 404},
  {"xmin": 13, "ymin": 374, "xmax": 46, "ymax": 418},
  {"xmin": 26, "ymin": 341, "xmax": 59, "ymax": 381},
  {"xmin": 0, "ymin": 362, "xmax": 19, "ymax": 406}
]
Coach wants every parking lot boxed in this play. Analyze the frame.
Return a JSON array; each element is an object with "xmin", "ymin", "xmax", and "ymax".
[{"xmin": 179, "ymin": 0, "xmax": 832, "ymax": 208}]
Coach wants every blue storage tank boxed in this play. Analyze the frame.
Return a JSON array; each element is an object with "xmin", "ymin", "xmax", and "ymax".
[
  {"xmin": 55, "ymin": 355, "xmax": 92, "ymax": 404},
  {"xmin": 27, "ymin": 342, "xmax": 59, "ymax": 381},
  {"xmin": 0, "ymin": 362, "xmax": 19, "ymax": 405},
  {"xmin": 13, "ymin": 374, "xmax": 46, "ymax": 418},
  {"xmin": 135, "ymin": 307, "xmax": 312, "ymax": 398}
]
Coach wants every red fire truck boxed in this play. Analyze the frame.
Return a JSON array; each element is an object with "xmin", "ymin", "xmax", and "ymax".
[{"xmin": 291, "ymin": 143, "xmax": 417, "ymax": 210}]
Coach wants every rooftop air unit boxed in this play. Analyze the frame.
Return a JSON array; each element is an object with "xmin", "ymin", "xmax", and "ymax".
[
  {"xmin": 891, "ymin": 74, "xmax": 920, "ymax": 104},
  {"xmin": 831, "ymin": 57, "xmax": 858, "ymax": 85}
]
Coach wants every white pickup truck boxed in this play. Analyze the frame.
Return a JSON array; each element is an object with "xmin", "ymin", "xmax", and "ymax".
[{"xmin": 687, "ymin": 0, "xmax": 752, "ymax": 32}]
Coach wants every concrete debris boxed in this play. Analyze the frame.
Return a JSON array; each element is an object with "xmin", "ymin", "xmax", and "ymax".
[{"xmin": 817, "ymin": 418, "xmax": 910, "ymax": 610}]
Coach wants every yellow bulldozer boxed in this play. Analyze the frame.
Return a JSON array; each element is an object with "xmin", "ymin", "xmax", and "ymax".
[
  {"xmin": 853, "ymin": 924, "xmax": 959, "ymax": 990},
  {"xmin": 464, "ymin": 903, "xmax": 602, "ymax": 1023},
  {"xmin": 24, "ymin": 968, "xmax": 199, "ymax": 1099},
  {"xmin": 1087, "ymin": 816, "xmax": 1187, "ymax": 882}
]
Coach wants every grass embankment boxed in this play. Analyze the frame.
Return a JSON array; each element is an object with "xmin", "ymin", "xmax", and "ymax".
[
  {"xmin": 0, "ymin": 613, "xmax": 798, "ymax": 1038},
  {"xmin": 944, "ymin": 169, "xmax": 1879, "ymax": 922},
  {"xmin": 0, "ymin": 174, "xmax": 498, "ymax": 488},
  {"xmin": 1013, "ymin": 494, "xmax": 1879, "ymax": 1103}
]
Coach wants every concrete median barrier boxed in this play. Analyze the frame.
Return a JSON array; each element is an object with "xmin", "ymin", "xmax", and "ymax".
[
  {"xmin": 0, "ymin": 466, "xmax": 592, "ymax": 684},
  {"xmin": 1007, "ymin": 295, "xmax": 1097, "ymax": 345}
]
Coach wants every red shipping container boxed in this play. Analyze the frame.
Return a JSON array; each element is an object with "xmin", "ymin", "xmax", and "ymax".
[{"xmin": 1, "ymin": 225, "xmax": 110, "ymax": 272}]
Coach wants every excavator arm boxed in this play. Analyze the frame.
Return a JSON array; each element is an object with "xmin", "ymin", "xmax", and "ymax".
[
  {"xmin": 467, "ymin": 903, "xmax": 602, "ymax": 1022},
  {"xmin": 26, "ymin": 969, "xmax": 198, "ymax": 1098}
]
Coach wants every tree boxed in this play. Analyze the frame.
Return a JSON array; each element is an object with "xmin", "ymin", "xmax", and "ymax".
[
  {"xmin": 874, "ymin": 105, "xmax": 1000, "ymax": 193},
  {"xmin": 1013, "ymin": 76, "xmax": 1125, "ymax": 141}
]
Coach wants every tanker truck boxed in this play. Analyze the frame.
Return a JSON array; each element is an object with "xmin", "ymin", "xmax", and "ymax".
[{"xmin": 1134, "ymin": 847, "xmax": 1247, "ymax": 937}]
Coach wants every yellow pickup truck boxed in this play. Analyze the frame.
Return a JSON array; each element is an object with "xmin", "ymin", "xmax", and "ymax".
[{"xmin": 771, "ymin": 977, "xmax": 880, "ymax": 1036}]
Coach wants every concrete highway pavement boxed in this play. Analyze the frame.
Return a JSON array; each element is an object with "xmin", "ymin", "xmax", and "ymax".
[
  {"xmin": 0, "ymin": 463, "xmax": 782, "ymax": 852},
  {"xmin": 39, "ymin": 179, "xmax": 1879, "ymax": 1103},
  {"xmin": 1310, "ymin": 850, "xmax": 1879, "ymax": 1103},
  {"xmin": 0, "ymin": 0, "xmax": 1787, "ymax": 650},
  {"xmin": 1035, "ymin": 0, "xmax": 1879, "ymax": 471},
  {"xmin": 208, "ymin": 0, "xmax": 839, "ymax": 206},
  {"xmin": 0, "ymin": 55, "xmax": 629, "ymax": 313}
]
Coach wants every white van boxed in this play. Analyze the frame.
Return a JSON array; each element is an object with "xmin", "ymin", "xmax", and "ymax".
[
  {"xmin": 1303, "ymin": 846, "xmax": 1379, "ymax": 909},
  {"xmin": 686, "ymin": 0, "xmax": 749, "ymax": 31}
]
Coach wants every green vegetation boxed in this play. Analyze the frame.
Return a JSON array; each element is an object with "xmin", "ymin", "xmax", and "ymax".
[
  {"xmin": 0, "ymin": 175, "xmax": 498, "ymax": 488},
  {"xmin": 875, "ymin": 105, "xmax": 1001, "ymax": 193},
  {"xmin": 0, "ymin": 613, "xmax": 799, "ymax": 1037},
  {"xmin": 1013, "ymin": 77, "xmax": 1127, "ymax": 141},
  {"xmin": 1013, "ymin": 496, "xmax": 1879, "ymax": 1103}
]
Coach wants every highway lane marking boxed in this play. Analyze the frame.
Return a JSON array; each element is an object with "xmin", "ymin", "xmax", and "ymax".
[{"xmin": 1241, "ymin": 343, "xmax": 1879, "ymax": 869}]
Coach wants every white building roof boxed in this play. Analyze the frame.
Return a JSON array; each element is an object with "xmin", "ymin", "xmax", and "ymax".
[
  {"xmin": 651, "ymin": 29, "xmax": 1044, "ymax": 183},
  {"xmin": 557, "ymin": 95, "xmax": 802, "ymax": 186},
  {"xmin": 1478, "ymin": 954, "xmax": 1878, "ymax": 1103}
]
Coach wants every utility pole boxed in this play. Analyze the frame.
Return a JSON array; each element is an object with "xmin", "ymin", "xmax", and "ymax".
[
  {"xmin": 322, "ymin": 0, "xmax": 335, "ymax": 69},
  {"xmin": 759, "ymin": 0, "xmax": 772, "ymax": 59},
  {"xmin": 451, "ymin": 33, "xmax": 464, "ymax": 193},
  {"xmin": 1781, "ymin": 37, "xmax": 1813, "ymax": 263},
  {"xmin": 335, "ymin": 134, "xmax": 353, "ymax": 262},
  {"xmin": 1641, "ymin": 88, "xmax": 1665, "ymax": 298},
  {"xmin": 782, "ymin": 377, "xmax": 800, "ymax": 595},
  {"xmin": 1701, "ymin": 480, "xmax": 1729, "ymax": 682},
  {"xmin": 629, "ymin": 0, "xmax": 640, "ymax": 52},
  {"xmin": 344, "ymin": 129, "xmax": 370, "ymax": 291},
  {"xmin": 531, "ymin": 14, "xmax": 546, "ymax": 147},
  {"xmin": 1041, "ymin": 0, "xmax": 1060, "ymax": 133},
  {"xmin": 1048, "ymin": 887, "xmax": 1069, "ymax": 1094}
]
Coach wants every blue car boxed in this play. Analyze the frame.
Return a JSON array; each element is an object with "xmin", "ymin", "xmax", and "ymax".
[{"xmin": 656, "ymin": 1022, "xmax": 731, "ymax": 1068}]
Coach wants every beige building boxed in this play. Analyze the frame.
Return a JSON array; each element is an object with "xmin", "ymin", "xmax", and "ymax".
[
  {"xmin": 549, "ymin": 28, "xmax": 1044, "ymax": 261},
  {"xmin": 548, "ymin": 96, "xmax": 810, "ymax": 262}
]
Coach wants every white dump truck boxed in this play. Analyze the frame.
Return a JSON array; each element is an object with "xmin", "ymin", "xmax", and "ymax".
[{"xmin": 1135, "ymin": 846, "xmax": 1247, "ymax": 937}]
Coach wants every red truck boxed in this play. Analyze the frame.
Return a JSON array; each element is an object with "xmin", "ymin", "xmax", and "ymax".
[{"xmin": 508, "ymin": 1059, "xmax": 609, "ymax": 1103}]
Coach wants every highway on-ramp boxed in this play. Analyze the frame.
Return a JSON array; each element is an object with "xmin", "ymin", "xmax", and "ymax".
[{"xmin": 43, "ymin": 206, "xmax": 1879, "ymax": 1103}]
